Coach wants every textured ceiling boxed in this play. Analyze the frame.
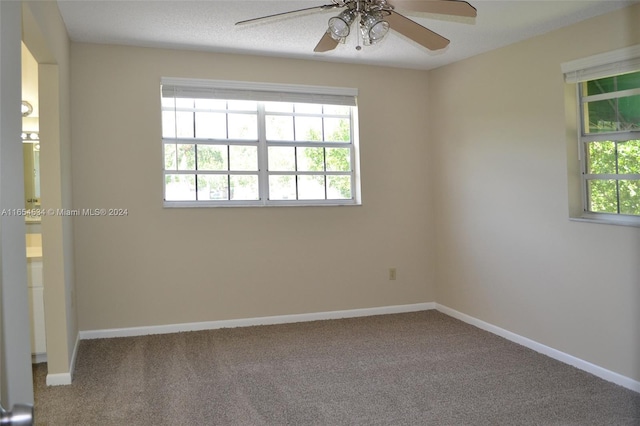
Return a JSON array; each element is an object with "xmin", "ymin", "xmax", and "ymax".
[{"xmin": 57, "ymin": 0, "xmax": 638, "ymax": 70}]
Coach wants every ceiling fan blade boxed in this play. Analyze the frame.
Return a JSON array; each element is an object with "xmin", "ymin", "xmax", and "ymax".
[
  {"xmin": 314, "ymin": 31, "xmax": 340, "ymax": 53},
  {"xmin": 392, "ymin": 0, "xmax": 477, "ymax": 18},
  {"xmin": 236, "ymin": 4, "xmax": 339, "ymax": 26},
  {"xmin": 386, "ymin": 11, "xmax": 450, "ymax": 51}
]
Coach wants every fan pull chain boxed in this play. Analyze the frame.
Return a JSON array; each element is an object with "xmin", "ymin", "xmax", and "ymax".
[{"xmin": 355, "ymin": 14, "xmax": 362, "ymax": 51}]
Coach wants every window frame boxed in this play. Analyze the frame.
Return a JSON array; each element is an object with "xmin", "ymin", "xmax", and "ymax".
[
  {"xmin": 577, "ymin": 80, "xmax": 640, "ymax": 220},
  {"xmin": 161, "ymin": 78, "xmax": 361, "ymax": 208},
  {"xmin": 562, "ymin": 45, "xmax": 640, "ymax": 227}
]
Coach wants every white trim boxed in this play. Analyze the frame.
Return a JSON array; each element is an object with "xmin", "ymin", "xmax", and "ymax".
[
  {"xmin": 569, "ymin": 215, "xmax": 640, "ymax": 228},
  {"xmin": 46, "ymin": 373, "xmax": 71, "ymax": 387},
  {"xmin": 581, "ymin": 130, "xmax": 640, "ymax": 143},
  {"xmin": 69, "ymin": 333, "xmax": 80, "ymax": 380},
  {"xmin": 562, "ymin": 44, "xmax": 640, "ymax": 82},
  {"xmin": 79, "ymin": 303, "xmax": 436, "ymax": 340},
  {"xmin": 31, "ymin": 353, "xmax": 47, "ymax": 364},
  {"xmin": 435, "ymin": 303, "xmax": 640, "ymax": 394},
  {"xmin": 164, "ymin": 200, "xmax": 361, "ymax": 208},
  {"xmin": 582, "ymin": 87, "xmax": 640, "ymax": 103},
  {"xmin": 161, "ymin": 77, "xmax": 358, "ymax": 99},
  {"xmin": 46, "ymin": 333, "xmax": 80, "ymax": 386}
]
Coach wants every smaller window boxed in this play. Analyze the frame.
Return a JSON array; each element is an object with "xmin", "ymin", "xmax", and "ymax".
[
  {"xmin": 563, "ymin": 45, "xmax": 640, "ymax": 225},
  {"xmin": 579, "ymin": 71, "xmax": 640, "ymax": 217}
]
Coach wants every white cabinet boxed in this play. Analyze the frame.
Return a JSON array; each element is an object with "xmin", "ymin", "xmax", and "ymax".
[{"xmin": 27, "ymin": 255, "xmax": 46, "ymax": 357}]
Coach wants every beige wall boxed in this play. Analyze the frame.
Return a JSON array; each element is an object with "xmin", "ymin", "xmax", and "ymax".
[
  {"xmin": 430, "ymin": 4, "xmax": 640, "ymax": 381},
  {"xmin": 22, "ymin": 1, "xmax": 76, "ymax": 378},
  {"xmin": 70, "ymin": 4, "xmax": 639, "ymax": 384},
  {"xmin": 70, "ymin": 44, "xmax": 436, "ymax": 330}
]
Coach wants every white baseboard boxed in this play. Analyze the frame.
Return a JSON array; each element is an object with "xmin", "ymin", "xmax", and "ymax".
[
  {"xmin": 46, "ymin": 333, "xmax": 80, "ymax": 386},
  {"xmin": 32, "ymin": 353, "xmax": 47, "ymax": 364},
  {"xmin": 46, "ymin": 372, "xmax": 72, "ymax": 386},
  {"xmin": 435, "ymin": 303, "xmax": 640, "ymax": 394},
  {"xmin": 79, "ymin": 302, "xmax": 436, "ymax": 340}
]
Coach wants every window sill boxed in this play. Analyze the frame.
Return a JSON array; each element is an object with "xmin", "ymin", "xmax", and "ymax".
[
  {"xmin": 163, "ymin": 200, "xmax": 362, "ymax": 208},
  {"xmin": 570, "ymin": 213, "xmax": 640, "ymax": 228}
]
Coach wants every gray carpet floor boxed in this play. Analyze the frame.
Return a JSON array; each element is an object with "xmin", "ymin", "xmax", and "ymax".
[{"xmin": 33, "ymin": 311, "xmax": 640, "ymax": 425}]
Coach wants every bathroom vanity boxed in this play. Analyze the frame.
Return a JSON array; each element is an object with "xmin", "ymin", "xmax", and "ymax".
[{"xmin": 26, "ymin": 233, "xmax": 46, "ymax": 362}]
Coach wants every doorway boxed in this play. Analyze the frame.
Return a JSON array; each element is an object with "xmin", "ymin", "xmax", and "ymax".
[
  {"xmin": 21, "ymin": 0, "xmax": 78, "ymax": 388},
  {"xmin": 22, "ymin": 41, "xmax": 47, "ymax": 365}
]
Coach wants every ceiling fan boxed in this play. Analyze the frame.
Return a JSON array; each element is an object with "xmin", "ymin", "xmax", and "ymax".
[{"xmin": 236, "ymin": 0, "xmax": 477, "ymax": 53}]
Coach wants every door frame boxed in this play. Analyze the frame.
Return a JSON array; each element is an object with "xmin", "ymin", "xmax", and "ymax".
[{"xmin": 0, "ymin": 0, "xmax": 35, "ymax": 407}]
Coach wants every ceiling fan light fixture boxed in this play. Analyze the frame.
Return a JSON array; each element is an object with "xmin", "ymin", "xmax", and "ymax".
[
  {"xmin": 238, "ymin": 0, "xmax": 472, "ymax": 53},
  {"xmin": 361, "ymin": 12, "xmax": 389, "ymax": 45},
  {"xmin": 328, "ymin": 9, "xmax": 356, "ymax": 39}
]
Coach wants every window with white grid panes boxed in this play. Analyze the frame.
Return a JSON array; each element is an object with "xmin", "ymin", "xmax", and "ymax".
[
  {"xmin": 578, "ymin": 70, "xmax": 640, "ymax": 217},
  {"xmin": 562, "ymin": 46, "xmax": 640, "ymax": 226},
  {"xmin": 265, "ymin": 102, "xmax": 354, "ymax": 202},
  {"xmin": 161, "ymin": 80, "xmax": 359, "ymax": 206}
]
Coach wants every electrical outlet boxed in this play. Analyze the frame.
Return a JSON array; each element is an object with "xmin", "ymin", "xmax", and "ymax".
[{"xmin": 389, "ymin": 267, "xmax": 397, "ymax": 281}]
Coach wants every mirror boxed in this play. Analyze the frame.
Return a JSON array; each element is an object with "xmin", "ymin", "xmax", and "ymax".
[
  {"xmin": 23, "ymin": 142, "xmax": 41, "ymax": 223},
  {"xmin": 23, "ymin": 40, "xmax": 40, "ymax": 224}
]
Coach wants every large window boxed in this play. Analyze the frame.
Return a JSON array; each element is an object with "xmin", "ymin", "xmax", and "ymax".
[
  {"xmin": 161, "ymin": 79, "xmax": 360, "ymax": 206},
  {"xmin": 563, "ymin": 45, "xmax": 640, "ymax": 225}
]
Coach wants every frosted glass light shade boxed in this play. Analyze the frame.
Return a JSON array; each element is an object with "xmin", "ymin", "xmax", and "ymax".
[{"xmin": 328, "ymin": 10, "xmax": 356, "ymax": 39}]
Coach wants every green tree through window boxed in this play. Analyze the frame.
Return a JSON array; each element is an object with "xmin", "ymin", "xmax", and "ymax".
[{"xmin": 304, "ymin": 117, "xmax": 352, "ymax": 198}]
